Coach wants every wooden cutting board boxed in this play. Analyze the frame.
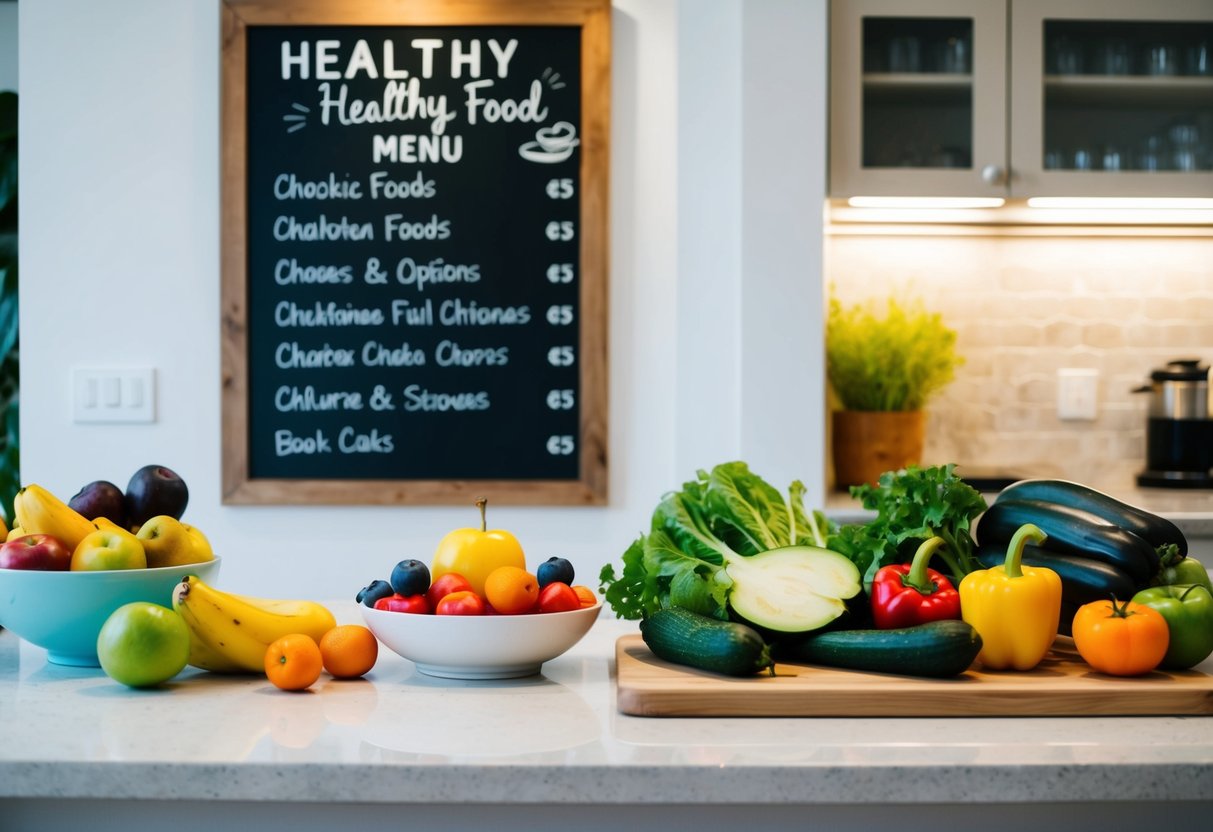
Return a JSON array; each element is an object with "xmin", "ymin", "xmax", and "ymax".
[{"xmin": 615, "ymin": 634, "xmax": 1213, "ymax": 717}]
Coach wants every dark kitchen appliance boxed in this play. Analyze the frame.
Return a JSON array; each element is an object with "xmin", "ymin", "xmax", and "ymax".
[{"xmin": 1134, "ymin": 359, "xmax": 1213, "ymax": 488}]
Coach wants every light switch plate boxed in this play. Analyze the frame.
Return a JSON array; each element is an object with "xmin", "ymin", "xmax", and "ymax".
[
  {"xmin": 1057, "ymin": 368, "xmax": 1098, "ymax": 421},
  {"xmin": 72, "ymin": 367, "xmax": 156, "ymax": 423}
]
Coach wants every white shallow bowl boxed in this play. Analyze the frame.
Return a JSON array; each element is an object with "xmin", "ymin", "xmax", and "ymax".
[
  {"xmin": 0, "ymin": 557, "xmax": 221, "ymax": 667},
  {"xmin": 361, "ymin": 602, "xmax": 602, "ymax": 680}
]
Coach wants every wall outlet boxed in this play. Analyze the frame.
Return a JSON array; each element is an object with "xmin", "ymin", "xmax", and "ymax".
[
  {"xmin": 1057, "ymin": 368, "xmax": 1098, "ymax": 421},
  {"xmin": 72, "ymin": 367, "xmax": 156, "ymax": 423}
]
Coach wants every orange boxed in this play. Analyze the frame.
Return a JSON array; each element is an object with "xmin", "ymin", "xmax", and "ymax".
[
  {"xmin": 572, "ymin": 585, "xmax": 598, "ymax": 607},
  {"xmin": 319, "ymin": 624, "xmax": 379, "ymax": 679},
  {"xmin": 483, "ymin": 565, "xmax": 540, "ymax": 615},
  {"xmin": 264, "ymin": 633, "xmax": 323, "ymax": 691}
]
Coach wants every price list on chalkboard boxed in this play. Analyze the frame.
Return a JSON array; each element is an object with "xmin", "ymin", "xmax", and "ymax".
[{"xmin": 242, "ymin": 26, "xmax": 589, "ymax": 483}]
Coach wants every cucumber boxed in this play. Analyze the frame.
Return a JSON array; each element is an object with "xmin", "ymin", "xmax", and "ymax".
[
  {"xmin": 773, "ymin": 620, "xmax": 982, "ymax": 678},
  {"xmin": 975, "ymin": 498, "xmax": 1158, "ymax": 583},
  {"xmin": 975, "ymin": 543, "xmax": 1137, "ymax": 607},
  {"xmin": 640, "ymin": 607, "xmax": 773, "ymax": 677},
  {"xmin": 996, "ymin": 479, "xmax": 1187, "ymax": 555}
]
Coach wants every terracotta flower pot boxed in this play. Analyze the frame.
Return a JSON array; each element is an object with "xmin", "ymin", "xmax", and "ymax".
[{"xmin": 831, "ymin": 410, "xmax": 926, "ymax": 490}]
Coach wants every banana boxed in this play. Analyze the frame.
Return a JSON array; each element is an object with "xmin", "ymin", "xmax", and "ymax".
[
  {"xmin": 182, "ymin": 630, "xmax": 247, "ymax": 674},
  {"xmin": 13, "ymin": 484, "xmax": 97, "ymax": 551},
  {"xmin": 171, "ymin": 575, "xmax": 336, "ymax": 673}
]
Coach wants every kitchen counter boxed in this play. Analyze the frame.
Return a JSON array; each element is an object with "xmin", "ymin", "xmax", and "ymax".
[{"xmin": 2, "ymin": 603, "xmax": 1212, "ymax": 832}]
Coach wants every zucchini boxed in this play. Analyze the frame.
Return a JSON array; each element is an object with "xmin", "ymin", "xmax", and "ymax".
[
  {"xmin": 640, "ymin": 607, "xmax": 773, "ymax": 677},
  {"xmin": 975, "ymin": 499, "xmax": 1158, "ymax": 584},
  {"xmin": 996, "ymin": 479, "xmax": 1187, "ymax": 555},
  {"xmin": 975, "ymin": 543, "xmax": 1137, "ymax": 606},
  {"xmin": 773, "ymin": 620, "xmax": 982, "ymax": 678}
]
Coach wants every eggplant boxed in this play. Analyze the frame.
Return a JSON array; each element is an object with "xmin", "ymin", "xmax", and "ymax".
[
  {"xmin": 995, "ymin": 478, "xmax": 1186, "ymax": 556},
  {"xmin": 974, "ymin": 499, "xmax": 1158, "ymax": 584},
  {"xmin": 975, "ymin": 543, "xmax": 1138, "ymax": 607}
]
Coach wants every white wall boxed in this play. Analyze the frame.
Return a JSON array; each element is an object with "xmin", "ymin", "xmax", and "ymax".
[
  {"xmin": 0, "ymin": 2, "xmax": 15, "ymax": 91},
  {"xmin": 18, "ymin": 0, "xmax": 827, "ymax": 598}
]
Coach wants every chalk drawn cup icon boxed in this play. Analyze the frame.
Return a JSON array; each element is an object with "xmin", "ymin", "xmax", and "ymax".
[{"xmin": 519, "ymin": 122, "xmax": 580, "ymax": 163}]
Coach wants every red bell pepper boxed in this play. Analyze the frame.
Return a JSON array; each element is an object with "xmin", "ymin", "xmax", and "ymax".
[{"xmin": 870, "ymin": 536, "xmax": 961, "ymax": 629}]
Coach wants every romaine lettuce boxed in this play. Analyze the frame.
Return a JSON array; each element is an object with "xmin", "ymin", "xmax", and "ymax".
[{"xmin": 599, "ymin": 462, "xmax": 861, "ymax": 632}]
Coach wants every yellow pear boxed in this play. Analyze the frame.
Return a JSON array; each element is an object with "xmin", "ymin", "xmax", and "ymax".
[
  {"xmin": 92, "ymin": 516, "xmax": 125, "ymax": 533},
  {"xmin": 137, "ymin": 515, "xmax": 208, "ymax": 568},
  {"xmin": 6, "ymin": 525, "xmax": 25, "ymax": 542}
]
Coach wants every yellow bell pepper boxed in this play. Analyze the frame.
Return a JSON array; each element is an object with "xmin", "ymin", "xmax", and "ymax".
[{"xmin": 959, "ymin": 523, "xmax": 1062, "ymax": 671}]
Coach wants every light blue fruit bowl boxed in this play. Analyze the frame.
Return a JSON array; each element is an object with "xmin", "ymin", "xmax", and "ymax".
[{"xmin": 0, "ymin": 557, "xmax": 221, "ymax": 666}]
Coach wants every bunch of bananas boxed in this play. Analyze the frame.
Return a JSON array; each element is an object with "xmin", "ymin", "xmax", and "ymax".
[
  {"xmin": 11, "ymin": 484, "xmax": 97, "ymax": 550},
  {"xmin": 172, "ymin": 575, "xmax": 336, "ymax": 673}
]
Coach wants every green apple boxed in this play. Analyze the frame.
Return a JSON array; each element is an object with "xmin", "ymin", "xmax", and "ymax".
[
  {"xmin": 137, "ymin": 515, "xmax": 208, "ymax": 568},
  {"xmin": 71, "ymin": 527, "xmax": 147, "ymax": 571},
  {"xmin": 97, "ymin": 602, "xmax": 191, "ymax": 687}
]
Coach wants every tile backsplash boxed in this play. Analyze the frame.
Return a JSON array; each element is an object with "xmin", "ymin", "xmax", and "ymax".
[{"xmin": 824, "ymin": 231, "xmax": 1213, "ymax": 492}]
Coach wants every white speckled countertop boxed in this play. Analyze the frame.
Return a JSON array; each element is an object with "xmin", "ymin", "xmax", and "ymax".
[{"xmin": 2, "ymin": 602, "xmax": 1212, "ymax": 831}]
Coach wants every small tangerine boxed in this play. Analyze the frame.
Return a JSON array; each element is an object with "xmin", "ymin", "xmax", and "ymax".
[
  {"xmin": 264, "ymin": 633, "xmax": 324, "ymax": 691},
  {"xmin": 319, "ymin": 624, "xmax": 379, "ymax": 679}
]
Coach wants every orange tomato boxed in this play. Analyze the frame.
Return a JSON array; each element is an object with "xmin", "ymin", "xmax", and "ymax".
[
  {"xmin": 572, "ymin": 585, "xmax": 597, "ymax": 607},
  {"xmin": 265, "ymin": 633, "xmax": 324, "ymax": 690},
  {"xmin": 1071, "ymin": 597, "xmax": 1170, "ymax": 676},
  {"xmin": 484, "ymin": 566, "xmax": 540, "ymax": 614},
  {"xmin": 319, "ymin": 624, "xmax": 379, "ymax": 679}
]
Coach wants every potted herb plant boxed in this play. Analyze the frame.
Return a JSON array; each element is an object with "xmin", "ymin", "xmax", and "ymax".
[{"xmin": 825, "ymin": 292, "xmax": 962, "ymax": 490}]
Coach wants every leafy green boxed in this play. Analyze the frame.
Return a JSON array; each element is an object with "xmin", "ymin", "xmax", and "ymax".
[
  {"xmin": 826, "ymin": 293, "xmax": 963, "ymax": 412},
  {"xmin": 827, "ymin": 463, "xmax": 987, "ymax": 589},
  {"xmin": 599, "ymin": 461, "xmax": 841, "ymax": 621}
]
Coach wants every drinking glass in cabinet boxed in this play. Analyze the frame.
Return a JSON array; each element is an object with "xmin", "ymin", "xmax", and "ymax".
[
  {"xmin": 1188, "ymin": 42, "xmax": 1212, "ymax": 76},
  {"xmin": 1144, "ymin": 43, "xmax": 1180, "ymax": 76},
  {"xmin": 1049, "ymin": 36, "xmax": 1084, "ymax": 75},
  {"xmin": 1093, "ymin": 38, "xmax": 1133, "ymax": 76},
  {"xmin": 887, "ymin": 36, "xmax": 921, "ymax": 73}
]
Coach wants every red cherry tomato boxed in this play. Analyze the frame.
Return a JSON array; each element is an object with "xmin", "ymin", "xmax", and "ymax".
[
  {"xmin": 426, "ymin": 572, "xmax": 473, "ymax": 610},
  {"xmin": 373, "ymin": 593, "xmax": 430, "ymax": 614},
  {"xmin": 537, "ymin": 582, "xmax": 580, "ymax": 613},
  {"xmin": 435, "ymin": 590, "xmax": 486, "ymax": 616}
]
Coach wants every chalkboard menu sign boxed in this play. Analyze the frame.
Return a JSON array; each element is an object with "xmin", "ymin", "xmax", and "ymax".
[{"xmin": 221, "ymin": 0, "xmax": 610, "ymax": 505}]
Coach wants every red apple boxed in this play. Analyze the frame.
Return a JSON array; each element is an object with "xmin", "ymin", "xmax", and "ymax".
[{"xmin": 0, "ymin": 533, "xmax": 73, "ymax": 571}]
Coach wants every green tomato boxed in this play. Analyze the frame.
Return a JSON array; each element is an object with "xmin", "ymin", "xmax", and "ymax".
[
  {"xmin": 96, "ymin": 602, "xmax": 191, "ymax": 688},
  {"xmin": 1130, "ymin": 584, "xmax": 1213, "ymax": 670},
  {"xmin": 1151, "ymin": 556, "xmax": 1213, "ymax": 591}
]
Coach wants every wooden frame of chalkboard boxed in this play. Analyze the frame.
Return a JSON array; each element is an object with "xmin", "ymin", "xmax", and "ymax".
[{"xmin": 220, "ymin": 0, "xmax": 610, "ymax": 505}]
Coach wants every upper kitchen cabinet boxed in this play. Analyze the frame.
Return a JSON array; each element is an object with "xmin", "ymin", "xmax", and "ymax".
[
  {"xmin": 830, "ymin": 0, "xmax": 1213, "ymax": 199},
  {"xmin": 830, "ymin": 0, "xmax": 1007, "ymax": 198},
  {"xmin": 1012, "ymin": 0, "xmax": 1213, "ymax": 198}
]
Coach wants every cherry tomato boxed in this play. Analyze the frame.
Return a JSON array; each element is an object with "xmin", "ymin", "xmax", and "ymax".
[
  {"xmin": 572, "ymin": 585, "xmax": 598, "ymax": 607},
  {"xmin": 537, "ymin": 582, "xmax": 580, "ymax": 613},
  {"xmin": 1072, "ymin": 597, "xmax": 1170, "ymax": 676},
  {"xmin": 426, "ymin": 572, "xmax": 473, "ymax": 610},
  {"xmin": 373, "ymin": 593, "xmax": 430, "ymax": 614},
  {"xmin": 435, "ymin": 590, "xmax": 486, "ymax": 616}
]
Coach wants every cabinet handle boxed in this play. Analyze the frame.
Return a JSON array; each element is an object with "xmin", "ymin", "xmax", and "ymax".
[{"xmin": 980, "ymin": 165, "xmax": 1005, "ymax": 186}]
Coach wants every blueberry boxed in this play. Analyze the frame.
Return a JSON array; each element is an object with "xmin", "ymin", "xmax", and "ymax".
[
  {"xmin": 390, "ymin": 559, "xmax": 431, "ymax": 597},
  {"xmin": 356, "ymin": 579, "xmax": 394, "ymax": 608},
  {"xmin": 536, "ymin": 556, "xmax": 575, "ymax": 588}
]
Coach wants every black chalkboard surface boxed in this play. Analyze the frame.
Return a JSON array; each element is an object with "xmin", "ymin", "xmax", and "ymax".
[{"xmin": 221, "ymin": 1, "xmax": 610, "ymax": 505}]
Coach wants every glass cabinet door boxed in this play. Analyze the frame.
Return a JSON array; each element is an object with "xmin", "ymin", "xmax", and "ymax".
[
  {"xmin": 1011, "ymin": 0, "xmax": 1213, "ymax": 198},
  {"xmin": 830, "ymin": 0, "xmax": 1007, "ymax": 198}
]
